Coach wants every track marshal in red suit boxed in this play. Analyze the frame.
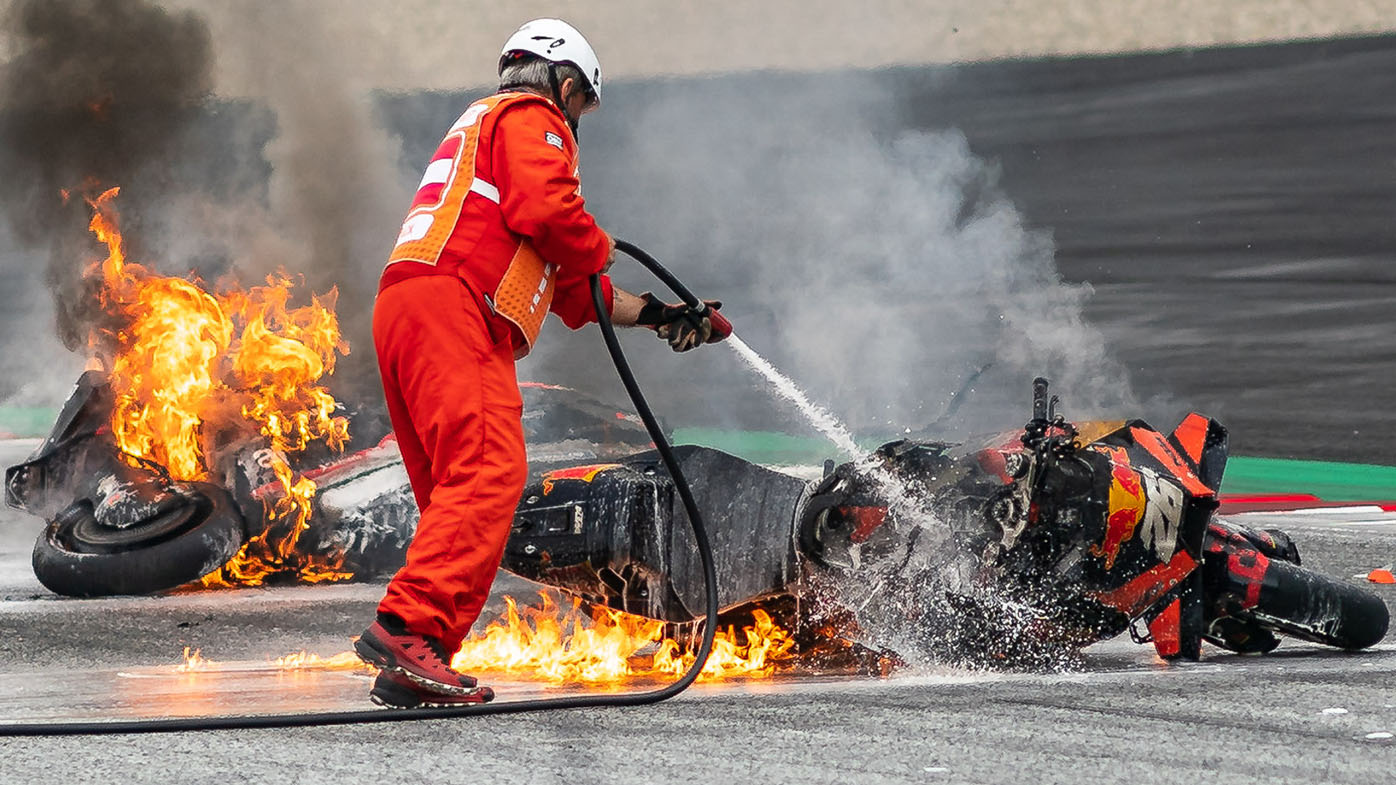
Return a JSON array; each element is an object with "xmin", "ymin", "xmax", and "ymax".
[{"xmin": 353, "ymin": 18, "xmax": 732, "ymax": 708}]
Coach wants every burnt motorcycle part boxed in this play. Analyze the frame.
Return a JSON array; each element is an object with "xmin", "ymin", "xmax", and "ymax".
[
  {"xmin": 91, "ymin": 474, "xmax": 183, "ymax": 530},
  {"xmin": 7, "ymin": 371, "xmax": 254, "ymax": 597},
  {"xmin": 798, "ymin": 440, "xmax": 960, "ymax": 572},
  {"xmin": 990, "ymin": 483, "xmax": 1030, "ymax": 551},
  {"xmin": 32, "ymin": 481, "xmax": 245, "ymax": 597},
  {"xmin": 796, "ymin": 478, "xmax": 855, "ymax": 570},
  {"xmin": 8, "ymin": 369, "xmax": 667, "ymax": 597},
  {"xmin": 6, "ymin": 371, "xmax": 125, "ymax": 520},
  {"xmin": 506, "ymin": 445, "xmax": 805, "ymax": 622}
]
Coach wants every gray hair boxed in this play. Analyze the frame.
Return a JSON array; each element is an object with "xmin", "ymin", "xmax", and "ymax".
[{"xmin": 499, "ymin": 56, "xmax": 586, "ymax": 93}]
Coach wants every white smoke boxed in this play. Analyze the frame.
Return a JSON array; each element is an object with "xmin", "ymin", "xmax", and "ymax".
[{"xmin": 524, "ymin": 72, "xmax": 1137, "ymax": 442}]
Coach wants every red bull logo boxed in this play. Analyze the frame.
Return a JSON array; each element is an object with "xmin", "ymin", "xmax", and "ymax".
[{"xmin": 1088, "ymin": 445, "xmax": 1146, "ymax": 570}]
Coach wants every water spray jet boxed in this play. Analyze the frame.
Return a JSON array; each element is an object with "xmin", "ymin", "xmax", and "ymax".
[{"xmin": 724, "ymin": 335, "xmax": 864, "ymax": 459}]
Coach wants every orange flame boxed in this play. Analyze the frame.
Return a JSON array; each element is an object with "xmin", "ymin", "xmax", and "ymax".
[
  {"xmin": 185, "ymin": 596, "xmax": 798, "ymax": 684},
  {"xmin": 83, "ymin": 187, "xmax": 351, "ymax": 587},
  {"xmin": 175, "ymin": 646, "xmax": 210, "ymax": 673},
  {"xmin": 653, "ymin": 606, "xmax": 796, "ymax": 679},
  {"xmin": 450, "ymin": 593, "xmax": 796, "ymax": 684},
  {"xmin": 273, "ymin": 651, "xmax": 372, "ymax": 672}
]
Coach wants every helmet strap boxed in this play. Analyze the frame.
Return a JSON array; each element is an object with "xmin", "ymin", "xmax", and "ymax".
[{"xmin": 546, "ymin": 62, "xmax": 581, "ymax": 140}]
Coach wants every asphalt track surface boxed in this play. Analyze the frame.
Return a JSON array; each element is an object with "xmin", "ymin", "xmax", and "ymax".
[
  {"xmin": 2, "ymin": 435, "xmax": 1396, "ymax": 784},
  {"xmin": 952, "ymin": 36, "xmax": 1396, "ymax": 466},
  {"xmin": 5, "ymin": 37, "xmax": 1396, "ymax": 784}
]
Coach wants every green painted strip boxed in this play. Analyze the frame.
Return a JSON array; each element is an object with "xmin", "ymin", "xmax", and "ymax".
[
  {"xmin": 670, "ymin": 427, "xmax": 876, "ymax": 465},
  {"xmin": 1219, "ymin": 456, "xmax": 1396, "ymax": 502},
  {"xmin": 0, "ymin": 407, "xmax": 58, "ymax": 439}
]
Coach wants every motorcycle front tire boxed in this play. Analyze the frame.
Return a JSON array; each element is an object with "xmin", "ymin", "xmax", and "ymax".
[{"xmin": 31, "ymin": 482, "xmax": 247, "ymax": 597}]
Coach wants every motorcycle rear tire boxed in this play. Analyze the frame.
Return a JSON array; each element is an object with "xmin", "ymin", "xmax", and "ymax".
[
  {"xmin": 31, "ymin": 482, "xmax": 246, "ymax": 597},
  {"xmin": 1235, "ymin": 553, "xmax": 1389, "ymax": 650}
]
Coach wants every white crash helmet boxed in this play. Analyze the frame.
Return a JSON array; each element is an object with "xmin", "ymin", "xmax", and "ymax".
[{"xmin": 499, "ymin": 18, "xmax": 603, "ymax": 105}]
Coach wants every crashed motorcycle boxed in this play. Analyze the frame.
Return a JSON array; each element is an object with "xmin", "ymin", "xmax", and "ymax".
[
  {"xmin": 3, "ymin": 372, "xmax": 653, "ymax": 596},
  {"xmin": 7, "ymin": 372, "xmax": 1388, "ymax": 665},
  {"xmin": 506, "ymin": 378, "xmax": 1389, "ymax": 665}
]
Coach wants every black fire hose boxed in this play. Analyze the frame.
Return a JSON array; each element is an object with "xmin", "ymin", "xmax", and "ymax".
[{"xmin": 0, "ymin": 241, "xmax": 719, "ymax": 736}]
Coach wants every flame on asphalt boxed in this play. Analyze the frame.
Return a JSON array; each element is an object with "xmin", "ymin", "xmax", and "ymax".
[
  {"xmin": 450, "ymin": 593, "xmax": 796, "ymax": 684},
  {"xmin": 177, "ymin": 594, "xmax": 796, "ymax": 684}
]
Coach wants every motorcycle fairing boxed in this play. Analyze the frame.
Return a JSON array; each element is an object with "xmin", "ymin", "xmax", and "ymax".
[
  {"xmin": 962, "ymin": 419, "xmax": 1213, "ymax": 643},
  {"xmin": 1064, "ymin": 418, "xmax": 1219, "ymax": 659},
  {"xmin": 1079, "ymin": 421, "xmax": 1213, "ymax": 588},
  {"xmin": 1167, "ymin": 413, "xmax": 1230, "ymax": 492}
]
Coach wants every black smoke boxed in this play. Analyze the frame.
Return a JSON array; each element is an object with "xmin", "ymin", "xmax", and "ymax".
[{"xmin": 0, "ymin": 0, "xmax": 213, "ymax": 350}]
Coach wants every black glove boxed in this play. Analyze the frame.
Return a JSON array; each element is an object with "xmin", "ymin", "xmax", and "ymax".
[{"xmin": 635, "ymin": 293, "xmax": 733, "ymax": 352}]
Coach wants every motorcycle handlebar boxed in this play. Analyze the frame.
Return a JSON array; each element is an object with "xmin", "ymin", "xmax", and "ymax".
[{"xmin": 1032, "ymin": 377, "xmax": 1049, "ymax": 422}]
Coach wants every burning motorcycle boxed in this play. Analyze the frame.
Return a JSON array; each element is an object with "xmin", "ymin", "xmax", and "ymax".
[
  {"xmin": 506, "ymin": 378, "xmax": 1389, "ymax": 665},
  {"xmin": 4, "ymin": 373, "xmax": 652, "ymax": 596}
]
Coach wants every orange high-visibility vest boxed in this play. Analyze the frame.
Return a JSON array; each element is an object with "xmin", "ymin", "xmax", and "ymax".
[{"xmin": 383, "ymin": 92, "xmax": 610, "ymax": 357}]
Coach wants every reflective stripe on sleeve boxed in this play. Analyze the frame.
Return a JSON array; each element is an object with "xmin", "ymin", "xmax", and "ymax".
[{"xmin": 469, "ymin": 178, "xmax": 500, "ymax": 204}]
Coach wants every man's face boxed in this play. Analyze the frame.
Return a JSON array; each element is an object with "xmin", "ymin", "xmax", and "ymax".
[{"xmin": 561, "ymin": 78, "xmax": 598, "ymax": 126}]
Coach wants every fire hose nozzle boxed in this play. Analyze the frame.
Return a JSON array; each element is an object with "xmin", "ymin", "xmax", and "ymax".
[{"xmin": 705, "ymin": 305, "xmax": 733, "ymax": 342}]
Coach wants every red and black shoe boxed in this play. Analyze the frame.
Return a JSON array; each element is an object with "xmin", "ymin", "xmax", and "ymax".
[
  {"xmin": 354, "ymin": 616, "xmax": 476, "ymax": 695},
  {"xmin": 370, "ymin": 669, "xmax": 494, "ymax": 709}
]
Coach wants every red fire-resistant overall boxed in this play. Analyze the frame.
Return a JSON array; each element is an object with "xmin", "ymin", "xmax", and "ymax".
[{"xmin": 374, "ymin": 91, "xmax": 613, "ymax": 651}]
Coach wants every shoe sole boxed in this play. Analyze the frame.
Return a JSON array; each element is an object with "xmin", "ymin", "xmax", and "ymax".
[
  {"xmin": 369, "ymin": 683, "xmax": 495, "ymax": 709},
  {"xmin": 353, "ymin": 635, "xmax": 480, "ymax": 696}
]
